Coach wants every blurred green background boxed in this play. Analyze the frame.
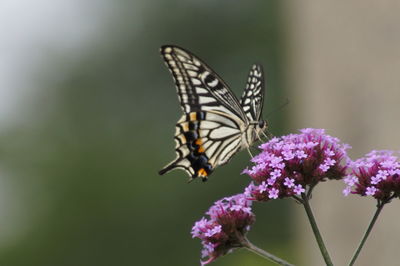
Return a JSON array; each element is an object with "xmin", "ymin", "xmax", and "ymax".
[{"xmin": 0, "ymin": 1, "xmax": 297, "ymax": 266}]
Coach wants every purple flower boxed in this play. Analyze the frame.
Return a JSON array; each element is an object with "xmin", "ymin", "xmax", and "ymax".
[
  {"xmin": 293, "ymin": 184, "xmax": 306, "ymax": 195},
  {"xmin": 268, "ymin": 188, "xmax": 279, "ymax": 199},
  {"xmin": 191, "ymin": 194, "xmax": 255, "ymax": 265},
  {"xmin": 258, "ymin": 181, "xmax": 268, "ymax": 193},
  {"xmin": 342, "ymin": 186, "xmax": 352, "ymax": 196},
  {"xmin": 344, "ymin": 175, "xmax": 358, "ymax": 186},
  {"xmin": 343, "ymin": 150, "xmax": 400, "ymax": 201},
  {"xmin": 365, "ymin": 186, "xmax": 377, "ymax": 196},
  {"xmin": 283, "ymin": 177, "xmax": 295, "ymax": 188},
  {"xmin": 267, "ymin": 177, "xmax": 277, "ymax": 185},
  {"xmin": 243, "ymin": 128, "xmax": 350, "ymax": 201}
]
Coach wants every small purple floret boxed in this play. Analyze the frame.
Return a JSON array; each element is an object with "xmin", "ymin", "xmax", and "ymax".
[
  {"xmin": 294, "ymin": 184, "xmax": 306, "ymax": 195},
  {"xmin": 284, "ymin": 177, "xmax": 295, "ymax": 188},
  {"xmin": 268, "ymin": 188, "xmax": 279, "ymax": 199}
]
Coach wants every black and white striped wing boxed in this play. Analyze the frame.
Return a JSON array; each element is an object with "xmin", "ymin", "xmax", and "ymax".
[
  {"xmin": 240, "ymin": 64, "xmax": 264, "ymax": 122},
  {"xmin": 160, "ymin": 45, "xmax": 247, "ymax": 120},
  {"xmin": 159, "ymin": 45, "xmax": 247, "ymax": 181},
  {"xmin": 159, "ymin": 111, "xmax": 243, "ymax": 181}
]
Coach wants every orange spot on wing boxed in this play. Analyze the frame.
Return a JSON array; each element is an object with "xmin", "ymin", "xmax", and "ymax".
[
  {"xmin": 182, "ymin": 122, "xmax": 189, "ymax": 131},
  {"xmin": 178, "ymin": 135, "xmax": 186, "ymax": 143},
  {"xmin": 190, "ymin": 112, "xmax": 197, "ymax": 121},
  {"xmin": 195, "ymin": 139, "xmax": 205, "ymax": 153}
]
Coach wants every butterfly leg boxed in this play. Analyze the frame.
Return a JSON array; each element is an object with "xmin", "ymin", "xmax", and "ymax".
[
  {"xmin": 255, "ymin": 130, "xmax": 264, "ymax": 142},
  {"xmin": 262, "ymin": 130, "xmax": 272, "ymax": 140},
  {"xmin": 247, "ymin": 147, "xmax": 254, "ymax": 158},
  {"xmin": 253, "ymin": 127, "xmax": 268, "ymax": 142}
]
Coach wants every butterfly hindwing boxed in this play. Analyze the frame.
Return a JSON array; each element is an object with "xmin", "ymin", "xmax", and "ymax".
[
  {"xmin": 159, "ymin": 111, "xmax": 242, "ymax": 181},
  {"xmin": 240, "ymin": 64, "xmax": 264, "ymax": 121}
]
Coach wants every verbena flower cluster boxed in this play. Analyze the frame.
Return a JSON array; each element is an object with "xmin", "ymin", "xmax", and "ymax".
[
  {"xmin": 343, "ymin": 150, "xmax": 400, "ymax": 201},
  {"xmin": 191, "ymin": 194, "xmax": 255, "ymax": 265},
  {"xmin": 243, "ymin": 128, "xmax": 350, "ymax": 201},
  {"xmin": 191, "ymin": 128, "xmax": 400, "ymax": 265}
]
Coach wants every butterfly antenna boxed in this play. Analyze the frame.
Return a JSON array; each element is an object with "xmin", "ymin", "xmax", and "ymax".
[
  {"xmin": 265, "ymin": 98, "xmax": 290, "ymax": 119},
  {"xmin": 258, "ymin": 98, "xmax": 287, "ymax": 143}
]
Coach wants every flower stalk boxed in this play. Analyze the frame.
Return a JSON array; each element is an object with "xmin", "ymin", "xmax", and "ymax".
[
  {"xmin": 343, "ymin": 150, "xmax": 400, "ymax": 265},
  {"xmin": 348, "ymin": 202, "xmax": 384, "ymax": 266},
  {"xmin": 241, "ymin": 238, "xmax": 295, "ymax": 266},
  {"xmin": 301, "ymin": 193, "xmax": 333, "ymax": 266}
]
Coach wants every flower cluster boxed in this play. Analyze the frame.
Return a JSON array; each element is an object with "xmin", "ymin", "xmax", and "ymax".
[
  {"xmin": 191, "ymin": 194, "xmax": 255, "ymax": 265},
  {"xmin": 343, "ymin": 150, "xmax": 400, "ymax": 201},
  {"xmin": 243, "ymin": 128, "xmax": 350, "ymax": 201}
]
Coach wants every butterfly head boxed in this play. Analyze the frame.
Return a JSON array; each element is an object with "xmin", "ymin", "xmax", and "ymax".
[
  {"xmin": 258, "ymin": 120, "xmax": 268, "ymax": 131},
  {"xmin": 256, "ymin": 120, "xmax": 269, "ymax": 137},
  {"xmin": 258, "ymin": 120, "xmax": 270, "ymax": 140}
]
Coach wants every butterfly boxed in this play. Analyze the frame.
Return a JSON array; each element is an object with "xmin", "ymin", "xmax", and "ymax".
[{"xmin": 159, "ymin": 45, "xmax": 268, "ymax": 181}]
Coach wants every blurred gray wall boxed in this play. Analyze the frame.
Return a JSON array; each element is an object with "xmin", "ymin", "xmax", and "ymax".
[{"xmin": 285, "ymin": 1, "xmax": 400, "ymax": 265}]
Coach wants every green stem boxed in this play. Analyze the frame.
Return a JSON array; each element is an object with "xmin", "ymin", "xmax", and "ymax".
[
  {"xmin": 301, "ymin": 193, "xmax": 334, "ymax": 266},
  {"xmin": 348, "ymin": 202, "xmax": 385, "ymax": 266},
  {"xmin": 242, "ymin": 238, "xmax": 295, "ymax": 266}
]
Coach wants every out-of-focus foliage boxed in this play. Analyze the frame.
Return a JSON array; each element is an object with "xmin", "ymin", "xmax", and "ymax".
[{"xmin": 0, "ymin": 1, "xmax": 295, "ymax": 265}]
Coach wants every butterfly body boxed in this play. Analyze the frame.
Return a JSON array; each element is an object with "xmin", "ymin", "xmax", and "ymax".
[{"xmin": 159, "ymin": 45, "xmax": 268, "ymax": 181}]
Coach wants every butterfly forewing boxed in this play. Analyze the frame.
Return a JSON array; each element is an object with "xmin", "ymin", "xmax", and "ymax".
[
  {"xmin": 159, "ymin": 46, "xmax": 265, "ymax": 181},
  {"xmin": 240, "ymin": 64, "xmax": 264, "ymax": 121},
  {"xmin": 161, "ymin": 46, "xmax": 247, "ymax": 120}
]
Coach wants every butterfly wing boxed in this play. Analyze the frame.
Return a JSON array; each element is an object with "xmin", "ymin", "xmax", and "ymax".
[
  {"xmin": 159, "ymin": 46, "xmax": 246, "ymax": 181},
  {"xmin": 240, "ymin": 64, "xmax": 265, "ymax": 122},
  {"xmin": 159, "ymin": 110, "xmax": 243, "ymax": 181},
  {"xmin": 160, "ymin": 45, "xmax": 247, "ymax": 120}
]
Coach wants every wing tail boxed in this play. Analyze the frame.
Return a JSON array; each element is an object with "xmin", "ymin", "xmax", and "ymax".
[{"xmin": 158, "ymin": 161, "xmax": 178, "ymax": 175}]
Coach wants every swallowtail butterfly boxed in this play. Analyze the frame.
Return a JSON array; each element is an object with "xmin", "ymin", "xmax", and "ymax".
[{"xmin": 159, "ymin": 45, "xmax": 268, "ymax": 181}]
